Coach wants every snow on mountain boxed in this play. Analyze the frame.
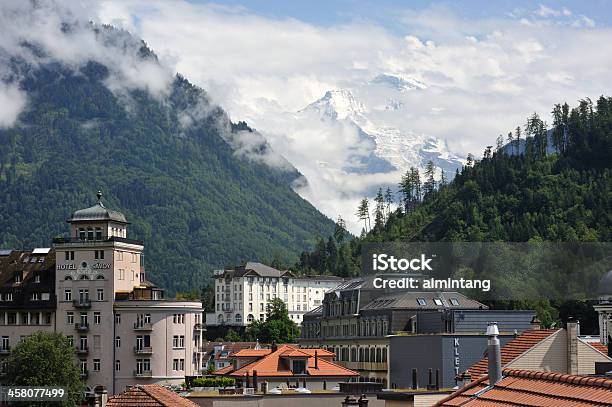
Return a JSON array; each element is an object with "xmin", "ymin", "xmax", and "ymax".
[{"xmin": 298, "ymin": 79, "xmax": 463, "ymax": 179}]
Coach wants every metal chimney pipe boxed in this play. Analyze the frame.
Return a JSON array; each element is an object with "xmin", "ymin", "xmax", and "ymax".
[
  {"xmin": 411, "ymin": 368, "xmax": 418, "ymax": 389},
  {"xmin": 435, "ymin": 369, "xmax": 440, "ymax": 390},
  {"xmin": 486, "ymin": 322, "xmax": 502, "ymax": 385}
]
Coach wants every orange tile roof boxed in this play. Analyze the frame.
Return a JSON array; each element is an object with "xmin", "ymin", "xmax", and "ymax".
[
  {"xmin": 436, "ymin": 369, "xmax": 612, "ymax": 406},
  {"xmin": 106, "ymin": 385, "xmax": 198, "ymax": 407},
  {"xmin": 232, "ymin": 349, "xmax": 272, "ymax": 357},
  {"xmin": 216, "ymin": 344, "xmax": 358, "ymax": 378},
  {"xmin": 588, "ymin": 341, "xmax": 609, "ymax": 355},
  {"xmin": 467, "ymin": 329, "xmax": 560, "ymax": 378}
]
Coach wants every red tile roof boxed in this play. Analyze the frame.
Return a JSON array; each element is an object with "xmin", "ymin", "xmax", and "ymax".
[
  {"xmin": 467, "ymin": 329, "xmax": 560, "ymax": 378},
  {"xmin": 106, "ymin": 385, "xmax": 198, "ymax": 407},
  {"xmin": 215, "ymin": 344, "xmax": 358, "ymax": 378},
  {"xmin": 588, "ymin": 341, "xmax": 609, "ymax": 355},
  {"xmin": 232, "ymin": 349, "xmax": 272, "ymax": 357},
  {"xmin": 436, "ymin": 369, "xmax": 612, "ymax": 406}
]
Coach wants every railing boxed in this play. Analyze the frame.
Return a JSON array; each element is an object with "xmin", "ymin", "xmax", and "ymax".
[
  {"xmin": 133, "ymin": 322, "xmax": 153, "ymax": 331},
  {"xmin": 75, "ymin": 322, "xmax": 89, "ymax": 332},
  {"xmin": 133, "ymin": 369, "xmax": 152, "ymax": 377},
  {"xmin": 337, "ymin": 361, "xmax": 388, "ymax": 371},
  {"xmin": 53, "ymin": 236, "xmax": 144, "ymax": 245},
  {"xmin": 73, "ymin": 299, "xmax": 92, "ymax": 309},
  {"xmin": 76, "ymin": 346, "xmax": 89, "ymax": 355},
  {"xmin": 133, "ymin": 346, "xmax": 153, "ymax": 355}
]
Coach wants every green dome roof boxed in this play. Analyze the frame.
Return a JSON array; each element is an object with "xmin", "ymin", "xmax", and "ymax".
[{"xmin": 67, "ymin": 191, "xmax": 128, "ymax": 224}]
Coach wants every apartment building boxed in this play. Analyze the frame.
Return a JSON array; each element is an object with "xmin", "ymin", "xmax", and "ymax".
[
  {"xmin": 0, "ymin": 192, "xmax": 203, "ymax": 394},
  {"xmin": 206, "ymin": 263, "xmax": 342, "ymax": 327}
]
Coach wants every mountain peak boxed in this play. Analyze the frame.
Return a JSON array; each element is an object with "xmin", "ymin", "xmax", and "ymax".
[
  {"xmin": 301, "ymin": 88, "xmax": 366, "ymax": 120},
  {"xmin": 370, "ymin": 73, "xmax": 427, "ymax": 91}
]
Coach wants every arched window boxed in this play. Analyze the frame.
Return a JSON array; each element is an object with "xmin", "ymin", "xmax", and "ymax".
[
  {"xmin": 218, "ymin": 314, "xmax": 224, "ymax": 323},
  {"xmin": 359, "ymin": 347, "xmax": 364, "ymax": 362},
  {"xmin": 382, "ymin": 348, "xmax": 387, "ymax": 363},
  {"xmin": 370, "ymin": 348, "xmax": 376, "ymax": 362},
  {"xmin": 247, "ymin": 314, "xmax": 254, "ymax": 323},
  {"xmin": 235, "ymin": 314, "xmax": 242, "ymax": 323},
  {"xmin": 364, "ymin": 348, "xmax": 370, "ymax": 362},
  {"xmin": 376, "ymin": 348, "xmax": 382, "ymax": 363},
  {"xmin": 350, "ymin": 347, "xmax": 357, "ymax": 362},
  {"xmin": 65, "ymin": 276, "xmax": 73, "ymax": 280},
  {"xmin": 96, "ymin": 275, "xmax": 105, "ymax": 280}
]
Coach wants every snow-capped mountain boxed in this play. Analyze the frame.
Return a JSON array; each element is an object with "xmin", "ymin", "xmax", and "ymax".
[{"xmin": 297, "ymin": 76, "xmax": 464, "ymax": 179}]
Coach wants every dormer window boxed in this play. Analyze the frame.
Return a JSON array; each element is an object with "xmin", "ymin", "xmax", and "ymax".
[
  {"xmin": 291, "ymin": 359, "xmax": 307, "ymax": 374},
  {"xmin": 416, "ymin": 298, "xmax": 427, "ymax": 306},
  {"xmin": 433, "ymin": 298, "xmax": 443, "ymax": 306}
]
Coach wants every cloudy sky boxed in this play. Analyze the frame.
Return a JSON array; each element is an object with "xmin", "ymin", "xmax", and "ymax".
[{"xmin": 2, "ymin": 1, "xmax": 611, "ymax": 232}]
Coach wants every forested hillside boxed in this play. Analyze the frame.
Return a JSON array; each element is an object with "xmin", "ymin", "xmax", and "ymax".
[
  {"xmin": 295, "ymin": 97, "xmax": 611, "ymax": 330},
  {"xmin": 0, "ymin": 34, "xmax": 335, "ymax": 294}
]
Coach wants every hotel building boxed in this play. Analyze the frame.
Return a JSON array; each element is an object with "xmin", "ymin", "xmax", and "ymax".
[
  {"xmin": 0, "ymin": 193, "xmax": 203, "ymax": 394},
  {"xmin": 206, "ymin": 263, "xmax": 341, "ymax": 327}
]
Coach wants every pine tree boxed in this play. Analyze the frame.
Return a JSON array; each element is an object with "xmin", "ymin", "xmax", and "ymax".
[
  {"xmin": 384, "ymin": 187, "xmax": 394, "ymax": 218},
  {"xmin": 398, "ymin": 169, "xmax": 413, "ymax": 213},
  {"xmin": 411, "ymin": 167, "xmax": 422, "ymax": 203},
  {"xmin": 496, "ymin": 135, "xmax": 504, "ymax": 152},
  {"xmin": 514, "ymin": 126, "xmax": 521, "ymax": 155},
  {"xmin": 334, "ymin": 215, "xmax": 347, "ymax": 244},
  {"xmin": 423, "ymin": 160, "xmax": 436, "ymax": 196},
  {"xmin": 373, "ymin": 188, "xmax": 386, "ymax": 229},
  {"xmin": 356, "ymin": 198, "xmax": 371, "ymax": 232}
]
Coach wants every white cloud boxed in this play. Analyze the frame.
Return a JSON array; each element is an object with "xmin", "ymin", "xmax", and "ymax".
[{"xmin": 0, "ymin": 82, "xmax": 26, "ymax": 128}]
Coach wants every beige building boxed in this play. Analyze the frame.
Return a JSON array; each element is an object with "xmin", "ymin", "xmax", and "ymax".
[
  {"xmin": 0, "ymin": 193, "xmax": 204, "ymax": 395},
  {"xmin": 207, "ymin": 264, "xmax": 341, "ymax": 327}
]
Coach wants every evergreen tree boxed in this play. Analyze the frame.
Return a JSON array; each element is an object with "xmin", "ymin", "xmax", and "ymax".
[
  {"xmin": 373, "ymin": 188, "xmax": 386, "ymax": 229},
  {"xmin": 423, "ymin": 160, "xmax": 436, "ymax": 196},
  {"xmin": 356, "ymin": 198, "xmax": 371, "ymax": 232},
  {"xmin": 384, "ymin": 187, "xmax": 394, "ymax": 218},
  {"xmin": 334, "ymin": 216, "xmax": 347, "ymax": 244}
]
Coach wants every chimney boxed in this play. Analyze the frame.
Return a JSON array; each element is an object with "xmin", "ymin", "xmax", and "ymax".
[
  {"xmin": 486, "ymin": 322, "xmax": 502, "ymax": 385},
  {"xmin": 530, "ymin": 316, "xmax": 541, "ymax": 330},
  {"xmin": 566, "ymin": 317, "xmax": 580, "ymax": 375},
  {"xmin": 314, "ymin": 350, "xmax": 319, "ymax": 369}
]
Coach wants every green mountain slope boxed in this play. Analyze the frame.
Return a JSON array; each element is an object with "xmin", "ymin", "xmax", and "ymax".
[{"xmin": 0, "ymin": 56, "xmax": 334, "ymax": 294}]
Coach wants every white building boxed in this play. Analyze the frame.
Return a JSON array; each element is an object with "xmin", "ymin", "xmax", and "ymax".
[{"xmin": 206, "ymin": 263, "xmax": 342, "ymax": 326}]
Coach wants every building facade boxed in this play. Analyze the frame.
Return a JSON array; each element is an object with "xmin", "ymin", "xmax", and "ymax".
[
  {"xmin": 0, "ymin": 193, "xmax": 203, "ymax": 394},
  {"xmin": 206, "ymin": 263, "xmax": 341, "ymax": 327}
]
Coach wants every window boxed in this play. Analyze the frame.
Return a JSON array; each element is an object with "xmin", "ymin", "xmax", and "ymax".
[
  {"xmin": 65, "ymin": 251, "xmax": 75, "ymax": 260},
  {"xmin": 95, "ymin": 228, "xmax": 102, "ymax": 240},
  {"xmin": 115, "ymin": 336, "xmax": 121, "ymax": 348},
  {"xmin": 292, "ymin": 359, "xmax": 307, "ymax": 374},
  {"xmin": 93, "ymin": 359, "xmax": 100, "ymax": 371},
  {"xmin": 67, "ymin": 312, "xmax": 74, "ymax": 325},
  {"xmin": 94, "ymin": 250, "xmax": 105, "ymax": 259},
  {"xmin": 172, "ymin": 335, "xmax": 185, "ymax": 348},
  {"xmin": 14, "ymin": 273, "xmax": 22, "ymax": 283},
  {"xmin": 235, "ymin": 314, "xmax": 242, "ymax": 323},
  {"xmin": 79, "ymin": 336, "xmax": 88, "ymax": 351},
  {"xmin": 80, "ymin": 360, "xmax": 87, "ymax": 374},
  {"xmin": 249, "ymin": 303, "xmax": 253, "ymax": 311},
  {"xmin": 180, "ymin": 358, "xmax": 184, "ymax": 371},
  {"xmin": 115, "ymin": 313, "xmax": 121, "ymax": 324},
  {"xmin": 30, "ymin": 292, "xmax": 41, "ymax": 301},
  {"xmin": 173, "ymin": 359, "xmax": 179, "ymax": 370},
  {"xmin": 450, "ymin": 298, "xmax": 459, "ymax": 306},
  {"xmin": 78, "ymin": 229, "xmax": 86, "ymax": 240},
  {"xmin": 96, "ymin": 289, "xmax": 104, "ymax": 301},
  {"xmin": 247, "ymin": 314, "xmax": 254, "ymax": 323},
  {"xmin": 34, "ymin": 275, "xmax": 40, "ymax": 283},
  {"xmin": 115, "ymin": 360, "xmax": 120, "ymax": 371},
  {"xmin": 94, "ymin": 312, "xmax": 101, "ymax": 325},
  {"xmin": 416, "ymin": 298, "xmax": 427, "ymax": 306},
  {"xmin": 1, "ymin": 336, "xmax": 8, "ymax": 351},
  {"xmin": 131, "ymin": 253, "xmax": 137, "ymax": 263},
  {"xmin": 118, "ymin": 269, "xmax": 125, "ymax": 280},
  {"xmin": 118, "ymin": 251, "xmax": 124, "ymax": 261},
  {"xmin": 433, "ymin": 298, "xmax": 443, "ymax": 306}
]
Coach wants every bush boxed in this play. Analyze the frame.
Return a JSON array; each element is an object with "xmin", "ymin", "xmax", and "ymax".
[{"xmin": 191, "ymin": 377, "xmax": 236, "ymax": 388}]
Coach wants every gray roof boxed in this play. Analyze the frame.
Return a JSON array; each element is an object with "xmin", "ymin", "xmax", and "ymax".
[
  {"xmin": 68, "ymin": 202, "xmax": 127, "ymax": 224},
  {"xmin": 222, "ymin": 262, "xmax": 292, "ymax": 278},
  {"xmin": 361, "ymin": 291, "xmax": 486, "ymax": 311}
]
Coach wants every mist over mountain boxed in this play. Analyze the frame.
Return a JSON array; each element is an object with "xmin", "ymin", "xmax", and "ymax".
[{"xmin": 0, "ymin": 8, "xmax": 334, "ymax": 293}]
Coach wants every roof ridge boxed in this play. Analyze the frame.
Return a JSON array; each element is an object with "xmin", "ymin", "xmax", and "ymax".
[{"xmin": 503, "ymin": 369, "xmax": 612, "ymax": 389}]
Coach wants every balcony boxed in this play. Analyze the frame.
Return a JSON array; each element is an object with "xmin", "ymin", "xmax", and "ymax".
[
  {"xmin": 133, "ymin": 370, "xmax": 152, "ymax": 378},
  {"xmin": 0, "ymin": 347, "xmax": 10, "ymax": 355},
  {"xmin": 73, "ymin": 299, "xmax": 91, "ymax": 309},
  {"xmin": 194, "ymin": 323, "xmax": 203, "ymax": 330},
  {"xmin": 133, "ymin": 346, "xmax": 153, "ymax": 355},
  {"xmin": 75, "ymin": 322, "xmax": 90, "ymax": 333},
  {"xmin": 133, "ymin": 322, "xmax": 153, "ymax": 331},
  {"xmin": 76, "ymin": 346, "xmax": 89, "ymax": 356},
  {"xmin": 80, "ymin": 370, "xmax": 89, "ymax": 379},
  {"xmin": 53, "ymin": 236, "xmax": 144, "ymax": 246}
]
